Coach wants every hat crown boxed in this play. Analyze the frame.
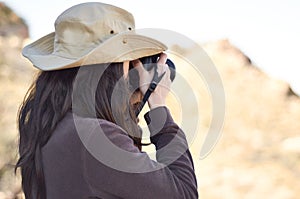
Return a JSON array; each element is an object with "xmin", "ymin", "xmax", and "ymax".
[
  {"xmin": 53, "ymin": 2, "xmax": 135, "ymax": 58},
  {"xmin": 22, "ymin": 2, "xmax": 167, "ymax": 71}
]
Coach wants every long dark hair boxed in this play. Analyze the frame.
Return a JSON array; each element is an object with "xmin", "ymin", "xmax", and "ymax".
[{"xmin": 15, "ymin": 63, "xmax": 141, "ymax": 199}]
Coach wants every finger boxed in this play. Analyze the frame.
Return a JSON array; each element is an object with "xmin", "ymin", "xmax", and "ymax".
[
  {"xmin": 156, "ymin": 63, "xmax": 167, "ymax": 76},
  {"xmin": 157, "ymin": 53, "xmax": 167, "ymax": 65},
  {"xmin": 132, "ymin": 59, "xmax": 142, "ymax": 67},
  {"xmin": 165, "ymin": 66, "xmax": 171, "ymax": 81},
  {"xmin": 131, "ymin": 59, "xmax": 146, "ymax": 74},
  {"xmin": 161, "ymin": 67, "xmax": 171, "ymax": 83}
]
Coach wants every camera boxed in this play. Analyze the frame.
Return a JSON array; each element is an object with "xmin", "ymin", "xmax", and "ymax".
[
  {"xmin": 129, "ymin": 54, "xmax": 176, "ymax": 117},
  {"xmin": 129, "ymin": 54, "xmax": 176, "ymax": 92},
  {"xmin": 139, "ymin": 54, "xmax": 176, "ymax": 82}
]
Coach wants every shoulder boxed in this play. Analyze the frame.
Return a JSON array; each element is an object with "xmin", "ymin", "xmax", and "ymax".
[
  {"xmin": 70, "ymin": 112, "xmax": 124, "ymax": 131},
  {"xmin": 70, "ymin": 112, "xmax": 139, "ymax": 153},
  {"xmin": 46, "ymin": 112, "xmax": 129, "ymax": 147}
]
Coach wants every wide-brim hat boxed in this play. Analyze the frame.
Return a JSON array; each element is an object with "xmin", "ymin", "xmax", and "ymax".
[{"xmin": 22, "ymin": 2, "xmax": 167, "ymax": 71}]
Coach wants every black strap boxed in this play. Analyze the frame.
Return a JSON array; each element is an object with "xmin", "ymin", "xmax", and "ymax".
[
  {"xmin": 135, "ymin": 66, "xmax": 166, "ymax": 117},
  {"xmin": 133, "ymin": 65, "xmax": 166, "ymax": 148}
]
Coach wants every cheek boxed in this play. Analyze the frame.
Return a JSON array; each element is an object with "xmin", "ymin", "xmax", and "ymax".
[{"xmin": 128, "ymin": 67, "xmax": 140, "ymax": 92}]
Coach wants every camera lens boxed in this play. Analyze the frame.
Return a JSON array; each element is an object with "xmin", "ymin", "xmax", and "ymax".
[{"xmin": 166, "ymin": 59, "xmax": 176, "ymax": 82}]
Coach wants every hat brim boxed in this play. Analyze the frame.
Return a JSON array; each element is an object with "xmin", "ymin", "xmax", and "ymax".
[{"xmin": 22, "ymin": 31, "xmax": 168, "ymax": 71}]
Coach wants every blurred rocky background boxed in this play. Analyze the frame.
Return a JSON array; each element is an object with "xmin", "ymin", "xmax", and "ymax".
[
  {"xmin": 192, "ymin": 40, "xmax": 300, "ymax": 199},
  {"xmin": 0, "ymin": 2, "xmax": 299, "ymax": 199},
  {"xmin": 0, "ymin": 2, "xmax": 34, "ymax": 198}
]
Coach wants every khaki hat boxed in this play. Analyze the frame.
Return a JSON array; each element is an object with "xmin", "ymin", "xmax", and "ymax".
[{"xmin": 22, "ymin": 2, "xmax": 167, "ymax": 71}]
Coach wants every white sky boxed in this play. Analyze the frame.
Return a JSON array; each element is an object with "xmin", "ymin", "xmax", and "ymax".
[{"xmin": 3, "ymin": 0, "xmax": 300, "ymax": 95}]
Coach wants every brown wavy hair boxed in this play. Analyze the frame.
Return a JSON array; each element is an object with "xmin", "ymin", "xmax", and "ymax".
[{"xmin": 15, "ymin": 63, "xmax": 141, "ymax": 199}]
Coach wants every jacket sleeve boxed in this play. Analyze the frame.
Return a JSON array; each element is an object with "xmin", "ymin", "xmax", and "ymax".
[{"xmin": 83, "ymin": 107, "xmax": 198, "ymax": 199}]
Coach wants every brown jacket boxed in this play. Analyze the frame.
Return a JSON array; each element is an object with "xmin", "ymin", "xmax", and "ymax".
[{"xmin": 42, "ymin": 107, "xmax": 198, "ymax": 198}]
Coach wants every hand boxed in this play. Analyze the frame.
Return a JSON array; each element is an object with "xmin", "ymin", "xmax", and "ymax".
[{"xmin": 132, "ymin": 53, "xmax": 171, "ymax": 109}]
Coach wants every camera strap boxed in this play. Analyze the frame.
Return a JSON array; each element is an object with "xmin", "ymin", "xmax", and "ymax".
[{"xmin": 135, "ymin": 66, "xmax": 166, "ymax": 117}]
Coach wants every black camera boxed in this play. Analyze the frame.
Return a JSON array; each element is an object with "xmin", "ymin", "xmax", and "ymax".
[
  {"xmin": 129, "ymin": 54, "xmax": 176, "ymax": 92},
  {"xmin": 129, "ymin": 54, "xmax": 176, "ymax": 117},
  {"xmin": 139, "ymin": 54, "xmax": 176, "ymax": 82}
]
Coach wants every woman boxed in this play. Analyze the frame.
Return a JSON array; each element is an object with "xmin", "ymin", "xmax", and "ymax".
[{"xmin": 16, "ymin": 2, "xmax": 198, "ymax": 199}]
